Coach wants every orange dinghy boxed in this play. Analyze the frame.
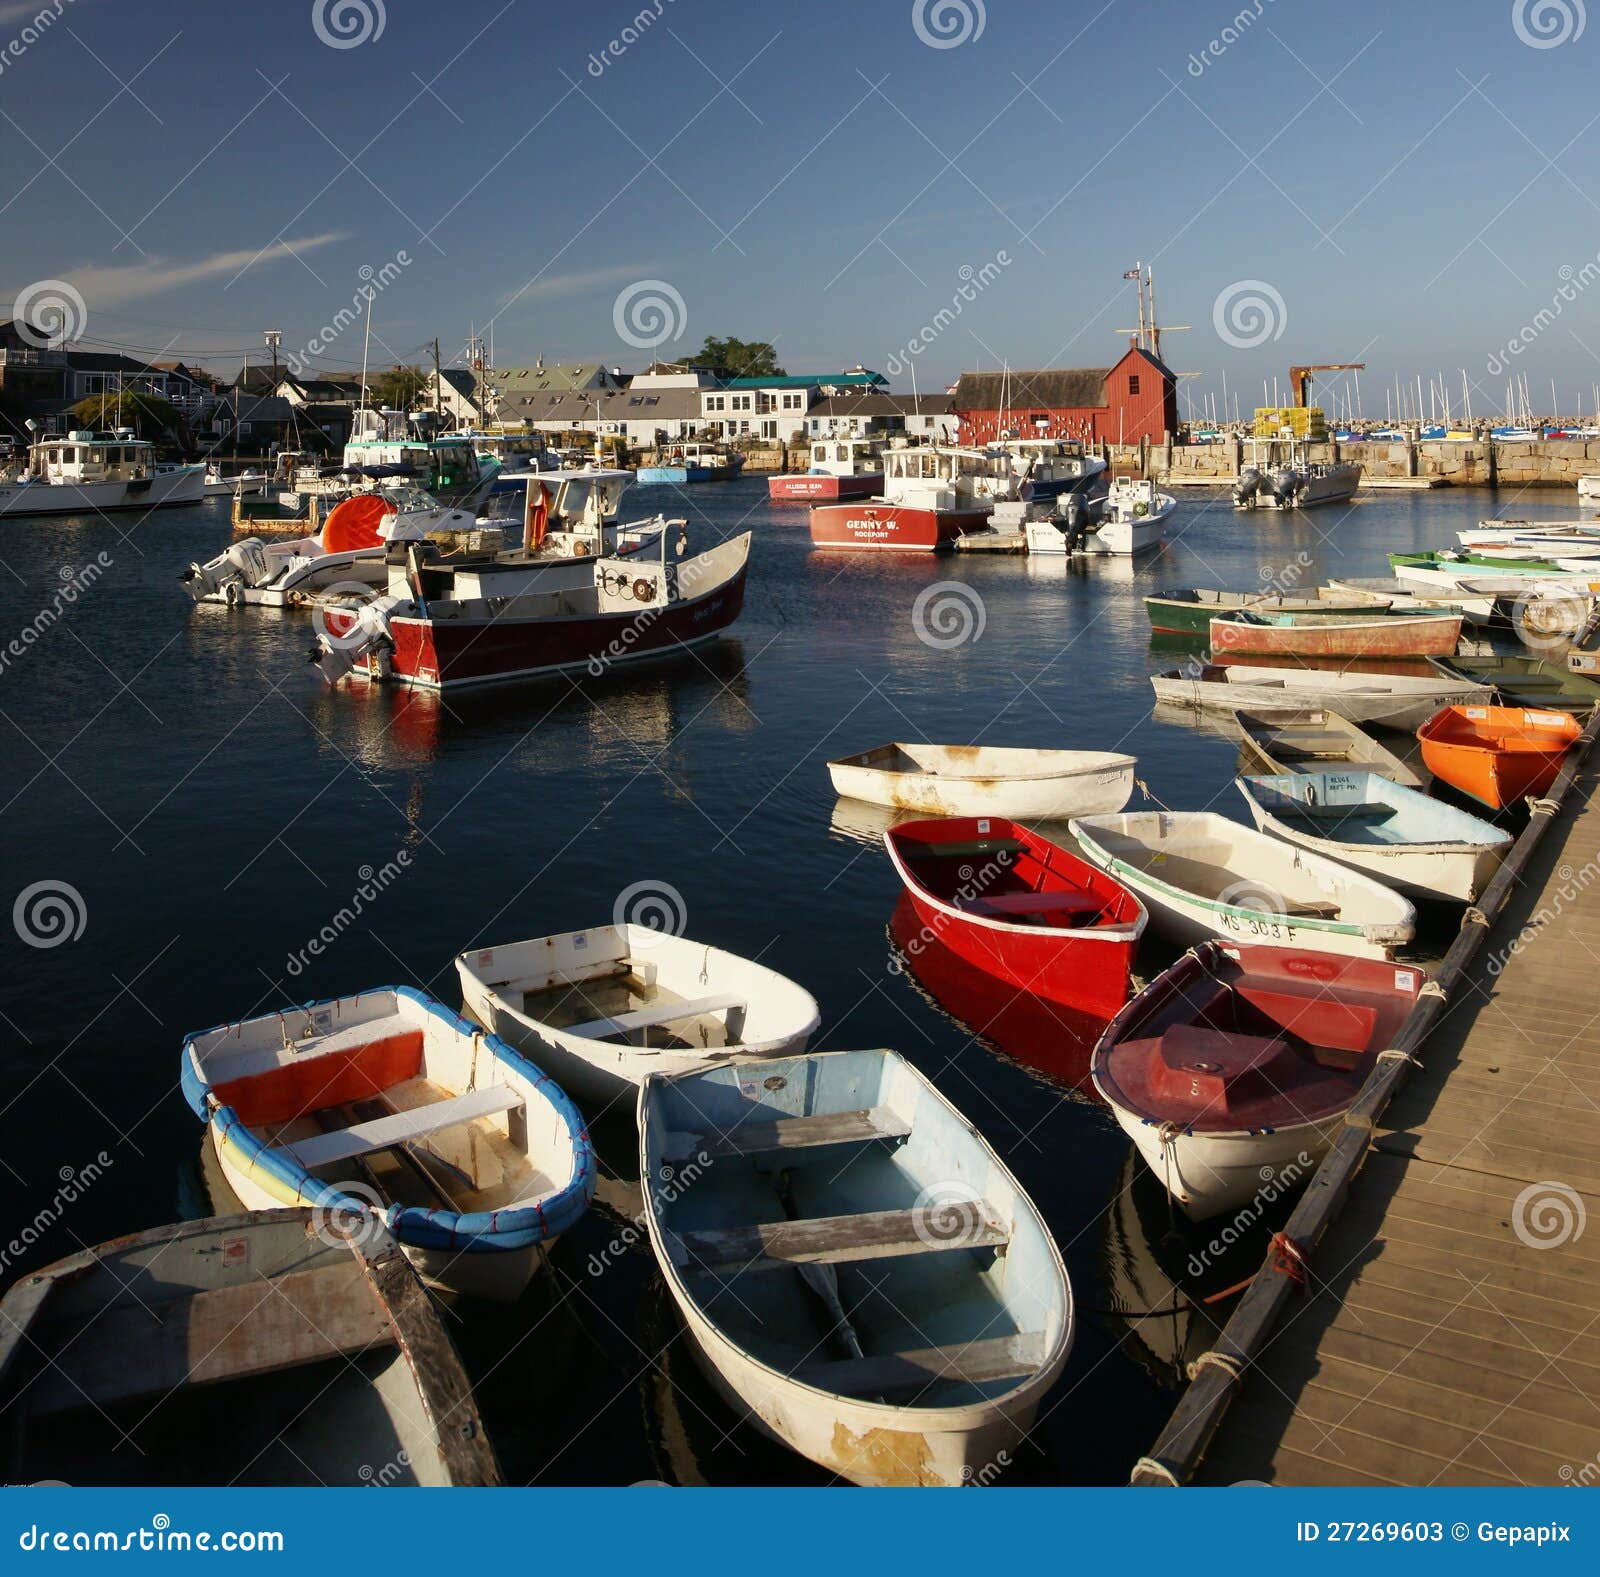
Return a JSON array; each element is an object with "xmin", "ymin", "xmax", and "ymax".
[{"xmin": 1416, "ymin": 705, "xmax": 1582, "ymax": 809}]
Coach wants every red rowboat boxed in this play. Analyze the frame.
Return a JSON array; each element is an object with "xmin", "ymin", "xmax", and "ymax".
[
  {"xmin": 1416, "ymin": 704, "xmax": 1582, "ymax": 809},
  {"xmin": 885, "ymin": 816, "xmax": 1146, "ymax": 1019},
  {"xmin": 1209, "ymin": 611, "xmax": 1463, "ymax": 659},
  {"xmin": 1093, "ymin": 941, "xmax": 1422, "ymax": 1217}
]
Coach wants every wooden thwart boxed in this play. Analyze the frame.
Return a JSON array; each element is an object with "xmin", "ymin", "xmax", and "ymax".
[
  {"xmin": 25, "ymin": 1261, "xmax": 392, "ymax": 1415},
  {"xmin": 793, "ymin": 1331, "xmax": 1045, "ymax": 1399},
  {"xmin": 288, "ymin": 1083, "xmax": 523, "ymax": 1168},
  {"xmin": 673, "ymin": 1205, "xmax": 1009, "ymax": 1272},
  {"xmin": 666, "ymin": 1106, "xmax": 912, "ymax": 1162},
  {"xmin": 565, "ymin": 992, "xmax": 744, "ymax": 1040}
]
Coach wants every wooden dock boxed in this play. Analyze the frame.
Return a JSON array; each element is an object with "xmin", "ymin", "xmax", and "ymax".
[{"xmin": 1135, "ymin": 712, "xmax": 1600, "ymax": 1488}]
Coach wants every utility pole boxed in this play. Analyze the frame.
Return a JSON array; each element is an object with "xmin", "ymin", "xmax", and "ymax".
[
  {"xmin": 431, "ymin": 337, "xmax": 443, "ymax": 424},
  {"xmin": 467, "ymin": 331, "xmax": 488, "ymax": 429},
  {"xmin": 262, "ymin": 330, "xmax": 283, "ymax": 392}
]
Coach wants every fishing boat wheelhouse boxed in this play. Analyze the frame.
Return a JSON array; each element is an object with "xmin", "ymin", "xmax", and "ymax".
[{"xmin": 0, "ymin": 428, "xmax": 205, "ymax": 516}]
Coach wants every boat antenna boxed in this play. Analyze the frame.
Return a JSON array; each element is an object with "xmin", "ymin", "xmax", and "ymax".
[{"xmin": 359, "ymin": 294, "xmax": 373, "ymax": 417}]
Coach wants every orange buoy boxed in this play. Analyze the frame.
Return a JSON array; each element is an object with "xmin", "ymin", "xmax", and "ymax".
[{"xmin": 321, "ymin": 493, "xmax": 397, "ymax": 554}]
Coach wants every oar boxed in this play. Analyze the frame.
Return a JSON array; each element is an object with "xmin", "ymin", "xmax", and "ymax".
[{"xmin": 775, "ymin": 1167, "xmax": 865, "ymax": 1362}]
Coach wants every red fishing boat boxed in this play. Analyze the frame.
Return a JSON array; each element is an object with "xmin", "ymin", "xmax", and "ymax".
[
  {"xmin": 1416, "ymin": 704, "xmax": 1582, "ymax": 809},
  {"xmin": 768, "ymin": 437, "xmax": 885, "ymax": 503},
  {"xmin": 1093, "ymin": 941, "xmax": 1422, "ymax": 1217},
  {"xmin": 809, "ymin": 444, "xmax": 996, "ymax": 551},
  {"xmin": 885, "ymin": 816, "xmax": 1146, "ymax": 1019},
  {"xmin": 313, "ymin": 532, "xmax": 750, "ymax": 692}
]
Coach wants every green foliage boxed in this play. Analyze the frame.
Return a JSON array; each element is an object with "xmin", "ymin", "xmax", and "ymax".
[
  {"xmin": 694, "ymin": 336, "xmax": 785, "ymax": 379},
  {"xmin": 369, "ymin": 364, "xmax": 428, "ymax": 410},
  {"xmin": 69, "ymin": 390, "xmax": 181, "ymax": 438}
]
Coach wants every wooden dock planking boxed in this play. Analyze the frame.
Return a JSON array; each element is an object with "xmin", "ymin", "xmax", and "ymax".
[{"xmin": 1191, "ymin": 739, "xmax": 1600, "ymax": 1487}]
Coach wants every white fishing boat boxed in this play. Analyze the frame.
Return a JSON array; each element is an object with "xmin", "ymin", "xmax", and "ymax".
[
  {"xmin": 1236, "ymin": 771, "xmax": 1512, "ymax": 903},
  {"xmin": 1092, "ymin": 476, "xmax": 1176, "ymax": 555},
  {"xmin": 0, "ymin": 1210, "xmax": 500, "ymax": 1486},
  {"xmin": 0, "ymin": 429, "xmax": 205, "ymax": 516},
  {"xmin": 182, "ymin": 986, "xmax": 596, "ymax": 1301},
  {"xmin": 184, "ymin": 469, "xmax": 675, "ymax": 608},
  {"xmin": 1459, "ymin": 522, "xmax": 1600, "ymax": 550},
  {"xmin": 1579, "ymin": 475, "xmax": 1600, "ymax": 508},
  {"xmin": 1232, "ymin": 437, "xmax": 1360, "ymax": 510},
  {"xmin": 1149, "ymin": 662, "xmax": 1493, "ymax": 731},
  {"xmin": 456, "ymin": 925, "xmax": 821, "ymax": 1108},
  {"xmin": 639, "ymin": 1047, "xmax": 1073, "ymax": 1487},
  {"xmin": 1069, "ymin": 810, "xmax": 1417, "ymax": 959},
  {"xmin": 826, "ymin": 742, "xmax": 1136, "ymax": 820},
  {"xmin": 202, "ymin": 464, "xmax": 263, "ymax": 497}
]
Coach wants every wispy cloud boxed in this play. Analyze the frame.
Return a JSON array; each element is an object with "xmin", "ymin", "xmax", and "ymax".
[
  {"xmin": 60, "ymin": 232, "xmax": 350, "ymax": 307},
  {"xmin": 0, "ymin": 0, "xmax": 96, "ymax": 28},
  {"xmin": 492, "ymin": 262, "xmax": 670, "ymax": 314}
]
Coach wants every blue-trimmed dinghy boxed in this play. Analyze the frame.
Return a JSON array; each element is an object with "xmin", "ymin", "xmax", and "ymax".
[
  {"xmin": 639, "ymin": 1047, "xmax": 1072, "ymax": 1486},
  {"xmin": 183, "ymin": 986, "xmax": 594, "ymax": 1301},
  {"xmin": 1237, "ymin": 770, "xmax": 1512, "ymax": 903}
]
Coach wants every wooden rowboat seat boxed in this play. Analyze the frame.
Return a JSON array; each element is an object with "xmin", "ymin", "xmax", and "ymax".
[
  {"xmin": 663, "ymin": 1106, "xmax": 912, "ymax": 1163},
  {"xmin": 961, "ymin": 888, "xmax": 1103, "ymax": 919},
  {"xmin": 792, "ymin": 1331, "xmax": 1046, "ymax": 1401},
  {"xmin": 21, "ymin": 1259, "xmax": 392, "ymax": 1417},
  {"xmin": 671, "ymin": 1203, "xmax": 1010, "ymax": 1274},
  {"xmin": 286, "ymin": 1083, "xmax": 524, "ymax": 1168}
]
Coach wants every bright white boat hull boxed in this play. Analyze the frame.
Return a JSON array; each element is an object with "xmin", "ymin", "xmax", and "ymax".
[
  {"xmin": 1149, "ymin": 668, "xmax": 1491, "ymax": 731},
  {"xmin": 0, "ymin": 464, "xmax": 206, "ymax": 516},
  {"xmin": 1070, "ymin": 814, "xmax": 1415, "ymax": 960},
  {"xmin": 1241, "ymin": 801, "xmax": 1507, "ymax": 903},
  {"xmin": 826, "ymin": 749, "xmax": 1135, "ymax": 820},
  {"xmin": 1112, "ymin": 1107, "xmax": 1335, "ymax": 1220}
]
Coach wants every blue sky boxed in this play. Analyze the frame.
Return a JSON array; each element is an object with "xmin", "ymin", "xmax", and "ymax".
[{"xmin": 4, "ymin": 0, "xmax": 1600, "ymax": 418}]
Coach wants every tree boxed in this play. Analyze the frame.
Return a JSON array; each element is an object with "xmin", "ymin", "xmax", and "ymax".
[
  {"xmin": 69, "ymin": 390, "xmax": 182, "ymax": 440},
  {"xmin": 369, "ymin": 364, "xmax": 428, "ymax": 411},
  {"xmin": 694, "ymin": 336, "xmax": 785, "ymax": 379}
]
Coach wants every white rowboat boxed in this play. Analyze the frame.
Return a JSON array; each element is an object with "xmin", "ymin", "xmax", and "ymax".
[
  {"xmin": 456, "ymin": 925, "xmax": 821, "ymax": 1109},
  {"xmin": 826, "ymin": 742, "xmax": 1136, "ymax": 821},
  {"xmin": 639, "ymin": 1047, "xmax": 1073, "ymax": 1487},
  {"xmin": 1149, "ymin": 663, "xmax": 1492, "ymax": 731},
  {"xmin": 1069, "ymin": 810, "xmax": 1417, "ymax": 959}
]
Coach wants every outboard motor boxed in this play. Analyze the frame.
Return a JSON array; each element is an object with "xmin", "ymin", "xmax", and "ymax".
[
  {"xmin": 1264, "ymin": 467, "xmax": 1301, "ymax": 507},
  {"xmin": 1057, "ymin": 492, "xmax": 1093, "ymax": 552},
  {"xmin": 1232, "ymin": 466, "xmax": 1262, "ymax": 506}
]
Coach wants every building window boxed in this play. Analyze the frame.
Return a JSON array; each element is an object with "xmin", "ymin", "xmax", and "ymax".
[{"xmin": 1129, "ymin": 374, "xmax": 1140, "ymax": 395}]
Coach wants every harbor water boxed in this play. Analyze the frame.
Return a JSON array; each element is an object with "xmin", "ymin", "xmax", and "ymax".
[{"xmin": 0, "ymin": 478, "xmax": 1543, "ymax": 1483}]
